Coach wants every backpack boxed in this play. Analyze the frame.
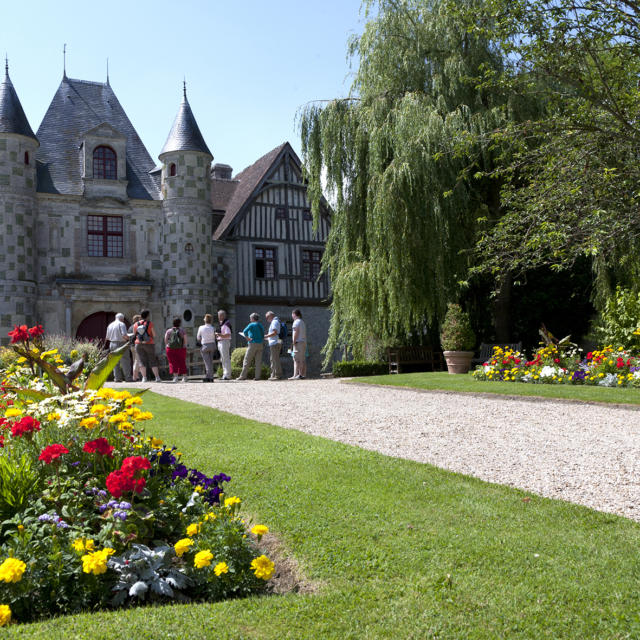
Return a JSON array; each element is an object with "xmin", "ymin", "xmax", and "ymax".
[
  {"xmin": 278, "ymin": 319, "xmax": 288, "ymax": 343},
  {"xmin": 167, "ymin": 328, "xmax": 183, "ymax": 349},
  {"xmin": 136, "ymin": 321, "xmax": 151, "ymax": 343}
]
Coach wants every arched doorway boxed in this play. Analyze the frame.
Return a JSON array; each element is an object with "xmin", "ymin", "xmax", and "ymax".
[{"xmin": 76, "ymin": 311, "xmax": 115, "ymax": 343}]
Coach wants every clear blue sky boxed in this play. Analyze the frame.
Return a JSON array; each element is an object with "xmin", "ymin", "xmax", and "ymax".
[{"xmin": 1, "ymin": 0, "xmax": 366, "ymax": 174}]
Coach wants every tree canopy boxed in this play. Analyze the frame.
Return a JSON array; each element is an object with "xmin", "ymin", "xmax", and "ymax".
[{"xmin": 300, "ymin": 0, "xmax": 522, "ymax": 360}]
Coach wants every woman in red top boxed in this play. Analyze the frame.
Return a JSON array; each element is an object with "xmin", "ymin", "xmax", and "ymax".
[{"xmin": 164, "ymin": 317, "xmax": 188, "ymax": 382}]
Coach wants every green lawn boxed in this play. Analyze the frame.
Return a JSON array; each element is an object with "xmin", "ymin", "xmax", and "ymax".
[
  {"xmin": 349, "ymin": 371, "xmax": 640, "ymax": 406},
  {"xmin": 10, "ymin": 392, "xmax": 640, "ymax": 639}
]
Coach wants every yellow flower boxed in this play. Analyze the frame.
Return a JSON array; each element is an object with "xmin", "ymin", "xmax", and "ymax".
[
  {"xmin": 16, "ymin": 525, "xmax": 24, "ymax": 534},
  {"xmin": 204, "ymin": 512, "xmax": 217, "ymax": 521},
  {"xmin": 90, "ymin": 404, "xmax": 108, "ymax": 415},
  {"xmin": 0, "ymin": 604, "xmax": 11, "ymax": 627},
  {"xmin": 150, "ymin": 437, "xmax": 164, "ymax": 448},
  {"xmin": 72, "ymin": 539, "xmax": 85, "ymax": 552},
  {"xmin": 134, "ymin": 411, "xmax": 153, "ymax": 421},
  {"xmin": 40, "ymin": 349, "xmax": 58, "ymax": 358},
  {"xmin": 174, "ymin": 538, "xmax": 194, "ymax": 557},
  {"xmin": 16, "ymin": 356, "xmax": 27, "ymax": 364},
  {"xmin": 194, "ymin": 550, "xmax": 213, "ymax": 569},
  {"xmin": 118, "ymin": 422, "xmax": 134, "ymax": 431},
  {"xmin": 95, "ymin": 388, "xmax": 116, "ymax": 400},
  {"xmin": 0, "ymin": 558, "xmax": 26, "ymax": 583},
  {"xmin": 125, "ymin": 396, "xmax": 143, "ymax": 406},
  {"xmin": 70, "ymin": 349, "xmax": 79, "ymax": 359},
  {"xmin": 214, "ymin": 561, "xmax": 229, "ymax": 576},
  {"xmin": 4, "ymin": 408, "xmax": 21, "ymax": 418},
  {"xmin": 112, "ymin": 390, "xmax": 132, "ymax": 402},
  {"xmin": 80, "ymin": 416, "xmax": 98, "ymax": 429},
  {"xmin": 73, "ymin": 538, "xmax": 96, "ymax": 553},
  {"xmin": 81, "ymin": 548, "xmax": 115, "ymax": 575},
  {"xmin": 251, "ymin": 525, "xmax": 269, "ymax": 538},
  {"xmin": 224, "ymin": 496, "xmax": 241, "ymax": 508},
  {"xmin": 250, "ymin": 555, "xmax": 275, "ymax": 580},
  {"xmin": 47, "ymin": 412, "xmax": 61, "ymax": 421},
  {"xmin": 186, "ymin": 523, "xmax": 201, "ymax": 537}
]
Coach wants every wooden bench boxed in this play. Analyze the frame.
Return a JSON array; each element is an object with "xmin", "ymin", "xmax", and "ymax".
[
  {"xmin": 386, "ymin": 346, "xmax": 444, "ymax": 374},
  {"xmin": 472, "ymin": 342, "xmax": 523, "ymax": 367}
]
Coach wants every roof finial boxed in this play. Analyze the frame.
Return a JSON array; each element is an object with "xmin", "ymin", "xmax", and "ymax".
[
  {"xmin": 63, "ymin": 43, "xmax": 67, "ymax": 78},
  {"xmin": 106, "ymin": 57, "xmax": 109, "ymax": 85},
  {"xmin": 183, "ymin": 76, "xmax": 187, "ymax": 99},
  {"xmin": 4, "ymin": 54, "xmax": 8, "ymax": 78}
]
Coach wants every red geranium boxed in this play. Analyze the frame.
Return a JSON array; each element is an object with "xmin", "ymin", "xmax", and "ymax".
[
  {"xmin": 106, "ymin": 457, "xmax": 151, "ymax": 497},
  {"xmin": 0, "ymin": 435, "xmax": 4, "ymax": 448},
  {"xmin": 106, "ymin": 470, "xmax": 135, "ymax": 498},
  {"xmin": 28, "ymin": 324, "xmax": 44, "ymax": 338},
  {"xmin": 8, "ymin": 325, "xmax": 29, "ymax": 344},
  {"xmin": 11, "ymin": 416, "xmax": 41, "ymax": 438},
  {"xmin": 83, "ymin": 437, "xmax": 114, "ymax": 457},
  {"xmin": 39, "ymin": 444, "xmax": 69, "ymax": 464},
  {"xmin": 121, "ymin": 456, "xmax": 151, "ymax": 477}
]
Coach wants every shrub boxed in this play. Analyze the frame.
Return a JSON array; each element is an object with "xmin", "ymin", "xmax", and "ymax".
[
  {"xmin": 440, "ymin": 303, "xmax": 476, "ymax": 351},
  {"xmin": 223, "ymin": 347, "xmax": 270, "ymax": 379},
  {"xmin": 595, "ymin": 287, "xmax": 640, "ymax": 350},
  {"xmin": 42, "ymin": 334, "xmax": 106, "ymax": 371},
  {"xmin": 332, "ymin": 361, "xmax": 388, "ymax": 377}
]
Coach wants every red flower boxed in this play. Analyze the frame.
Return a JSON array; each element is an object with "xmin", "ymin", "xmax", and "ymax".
[
  {"xmin": 39, "ymin": 444, "xmax": 69, "ymax": 464},
  {"xmin": 514, "ymin": 358, "xmax": 521, "ymax": 364},
  {"xmin": 0, "ymin": 435, "xmax": 4, "ymax": 448},
  {"xmin": 616, "ymin": 358, "xmax": 624, "ymax": 369},
  {"xmin": 83, "ymin": 437, "xmax": 114, "ymax": 457},
  {"xmin": 121, "ymin": 456, "xmax": 151, "ymax": 477},
  {"xmin": 8, "ymin": 325, "xmax": 29, "ymax": 344},
  {"xmin": 28, "ymin": 325, "xmax": 44, "ymax": 338},
  {"xmin": 554, "ymin": 358, "xmax": 560, "ymax": 364},
  {"xmin": 586, "ymin": 352, "xmax": 593, "ymax": 360},
  {"xmin": 11, "ymin": 416, "xmax": 41, "ymax": 438}
]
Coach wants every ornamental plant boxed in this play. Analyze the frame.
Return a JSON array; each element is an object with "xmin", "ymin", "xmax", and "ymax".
[
  {"xmin": 440, "ymin": 303, "xmax": 476, "ymax": 352},
  {"xmin": 0, "ymin": 327, "xmax": 275, "ymax": 627}
]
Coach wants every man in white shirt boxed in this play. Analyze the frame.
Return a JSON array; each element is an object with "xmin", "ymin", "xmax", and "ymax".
[
  {"xmin": 264, "ymin": 311, "xmax": 283, "ymax": 380},
  {"xmin": 105, "ymin": 313, "xmax": 131, "ymax": 382},
  {"xmin": 289, "ymin": 308, "xmax": 307, "ymax": 380},
  {"xmin": 197, "ymin": 314, "xmax": 217, "ymax": 382},
  {"xmin": 215, "ymin": 309, "xmax": 233, "ymax": 381}
]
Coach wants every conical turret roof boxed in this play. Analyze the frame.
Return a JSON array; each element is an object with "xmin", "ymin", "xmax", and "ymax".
[
  {"xmin": 160, "ymin": 86, "xmax": 211, "ymax": 157},
  {"xmin": 0, "ymin": 63, "xmax": 37, "ymax": 140}
]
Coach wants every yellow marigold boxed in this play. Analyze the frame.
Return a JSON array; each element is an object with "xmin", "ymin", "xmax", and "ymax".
[
  {"xmin": 150, "ymin": 437, "xmax": 164, "ymax": 448},
  {"xmin": 204, "ymin": 512, "xmax": 217, "ymax": 521},
  {"xmin": 80, "ymin": 416, "xmax": 98, "ymax": 429},
  {"xmin": 0, "ymin": 604, "xmax": 11, "ymax": 627},
  {"xmin": 4, "ymin": 408, "xmax": 21, "ymax": 418},
  {"xmin": 118, "ymin": 422, "xmax": 134, "ymax": 431},
  {"xmin": 73, "ymin": 538, "xmax": 96, "ymax": 553},
  {"xmin": 112, "ymin": 390, "xmax": 132, "ymax": 401},
  {"xmin": 251, "ymin": 525, "xmax": 269, "ymax": 538},
  {"xmin": 224, "ymin": 496, "xmax": 241, "ymax": 508},
  {"xmin": 90, "ymin": 404, "xmax": 108, "ymax": 415},
  {"xmin": 134, "ymin": 411, "xmax": 153, "ymax": 421},
  {"xmin": 174, "ymin": 538, "xmax": 194, "ymax": 557},
  {"xmin": 40, "ymin": 349, "xmax": 58, "ymax": 358},
  {"xmin": 250, "ymin": 555, "xmax": 274, "ymax": 580},
  {"xmin": 0, "ymin": 558, "xmax": 26, "ymax": 583},
  {"xmin": 81, "ymin": 548, "xmax": 115, "ymax": 575},
  {"xmin": 72, "ymin": 538, "xmax": 85, "ymax": 552},
  {"xmin": 95, "ymin": 388, "xmax": 116, "ymax": 399},
  {"xmin": 194, "ymin": 550, "xmax": 213, "ymax": 569},
  {"xmin": 47, "ymin": 412, "xmax": 61, "ymax": 421},
  {"xmin": 125, "ymin": 396, "xmax": 143, "ymax": 406},
  {"xmin": 214, "ymin": 561, "xmax": 229, "ymax": 576},
  {"xmin": 108, "ymin": 412, "xmax": 127, "ymax": 424},
  {"xmin": 186, "ymin": 523, "xmax": 201, "ymax": 537}
]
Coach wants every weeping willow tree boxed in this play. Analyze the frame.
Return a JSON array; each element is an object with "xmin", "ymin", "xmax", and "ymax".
[{"xmin": 300, "ymin": 0, "xmax": 527, "ymax": 362}]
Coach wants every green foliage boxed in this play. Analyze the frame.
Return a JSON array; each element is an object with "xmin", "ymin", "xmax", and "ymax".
[
  {"xmin": 332, "ymin": 360, "xmax": 388, "ymax": 377},
  {"xmin": 230, "ymin": 348, "xmax": 247, "ymax": 368},
  {"xmin": 594, "ymin": 287, "xmax": 640, "ymax": 349},
  {"xmin": 225, "ymin": 347, "xmax": 270, "ymax": 379},
  {"xmin": 439, "ymin": 303, "xmax": 476, "ymax": 351},
  {"xmin": 42, "ymin": 334, "xmax": 105, "ymax": 371},
  {"xmin": 0, "ymin": 347, "xmax": 18, "ymax": 369},
  {"xmin": 85, "ymin": 343, "xmax": 129, "ymax": 391},
  {"xmin": 300, "ymin": 0, "xmax": 519, "ymax": 363},
  {"xmin": 0, "ymin": 451, "xmax": 41, "ymax": 522}
]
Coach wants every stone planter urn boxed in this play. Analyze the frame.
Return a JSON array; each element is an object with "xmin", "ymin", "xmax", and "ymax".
[{"xmin": 443, "ymin": 350, "xmax": 475, "ymax": 375}]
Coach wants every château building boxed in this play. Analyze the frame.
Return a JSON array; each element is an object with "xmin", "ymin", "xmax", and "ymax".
[{"xmin": 0, "ymin": 64, "xmax": 331, "ymax": 374}]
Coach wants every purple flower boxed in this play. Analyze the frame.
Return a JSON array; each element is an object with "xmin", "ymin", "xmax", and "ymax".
[
  {"xmin": 172, "ymin": 464, "xmax": 188, "ymax": 480},
  {"xmin": 114, "ymin": 511, "xmax": 128, "ymax": 521},
  {"xmin": 98, "ymin": 504, "xmax": 108, "ymax": 513}
]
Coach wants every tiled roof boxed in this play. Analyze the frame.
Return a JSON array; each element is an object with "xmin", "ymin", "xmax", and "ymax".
[
  {"xmin": 0, "ymin": 67, "xmax": 37, "ymax": 140},
  {"xmin": 211, "ymin": 177, "xmax": 239, "ymax": 212},
  {"xmin": 213, "ymin": 142, "xmax": 289, "ymax": 240},
  {"xmin": 160, "ymin": 90, "xmax": 211, "ymax": 157},
  {"xmin": 35, "ymin": 77, "xmax": 160, "ymax": 199}
]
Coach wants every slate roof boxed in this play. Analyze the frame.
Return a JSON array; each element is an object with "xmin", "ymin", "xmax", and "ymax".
[
  {"xmin": 0, "ymin": 66, "xmax": 37, "ymax": 140},
  {"xmin": 160, "ymin": 89, "xmax": 211, "ymax": 157},
  {"xmin": 213, "ymin": 142, "xmax": 289, "ymax": 240},
  {"xmin": 36, "ymin": 77, "xmax": 160, "ymax": 199}
]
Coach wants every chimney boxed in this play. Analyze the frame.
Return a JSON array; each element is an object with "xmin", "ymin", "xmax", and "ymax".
[{"xmin": 212, "ymin": 163, "xmax": 233, "ymax": 180}]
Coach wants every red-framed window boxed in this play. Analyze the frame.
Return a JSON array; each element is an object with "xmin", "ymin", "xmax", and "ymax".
[
  {"xmin": 87, "ymin": 215, "xmax": 123, "ymax": 257},
  {"xmin": 255, "ymin": 247, "xmax": 276, "ymax": 279},
  {"xmin": 93, "ymin": 146, "xmax": 117, "ymax": 180},
  {"xmin": 302, "ymin": 248, "xmax": 322, "ymax": 281}
]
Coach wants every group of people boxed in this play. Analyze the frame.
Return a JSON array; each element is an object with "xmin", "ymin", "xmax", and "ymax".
[{"xmin": 104, "ymin": 308, "xmax": 307, "ymax": 383}]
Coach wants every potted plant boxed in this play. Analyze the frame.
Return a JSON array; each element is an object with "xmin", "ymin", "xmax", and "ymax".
[{"xmin": 440, "ymin": 303, "xmax": 476, "ymax": 374}]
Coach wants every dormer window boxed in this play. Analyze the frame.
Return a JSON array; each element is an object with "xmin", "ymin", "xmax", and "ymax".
[
  {"xmin": 24, "ymin": 151, "xmax": 29, "ymax": 166},
  {"xmin": 93, "ymin": 145, "xmax": 117, "ymax": 180},
  {"xmin": 169, "ymin": 163, "xmax": 177, "ymax": 177}
]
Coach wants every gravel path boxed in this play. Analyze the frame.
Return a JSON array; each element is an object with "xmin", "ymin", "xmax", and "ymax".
[{"xmin": 127, "ymin": 378, "xmax": 640, "ymax": 522}]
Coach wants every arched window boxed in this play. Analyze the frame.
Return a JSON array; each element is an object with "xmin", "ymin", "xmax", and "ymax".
[
  {"xmin": 169, "ymin": 163, "xmax": 177, "ymax": 177},
  {"xmin": 24, "ymin": 151, "xmax": 29, "ymax": 165},
  {"xmin": 93, "ymin": 146, "xmax": 117, "ymax": 180}
]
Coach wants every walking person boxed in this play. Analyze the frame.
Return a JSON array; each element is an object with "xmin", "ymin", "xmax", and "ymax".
[
  {"xmin": 133, "ymin": 309, "xmax": 161, "ymax": 383},
  {"xmin": 289, "ymin": 308, "xmax": 307, "ymax": 380},
  {"xmin": 197, "ymin": 314, "xmax": 217, "ymax": 382},
  {"xmin": 264, "ymin": 311, "xmax": 283, "ymax": 380},
  {"xmin": 105, "ymin": 313, "xmax": 131, "ymax": 382},
  {"xmin": 236, "ymin": 313, "xmax": 264, "ymax": 381},
  {"xmin": 129, "ymin": 314, "xmax": 142, "ymax": 382},
  {"xmin": 215, "ymin": 309, "xmax": 232, "ymax": 380},
  {"xmin": 165, "ymin": 317, "xmax": 188, "ymax": 382}
]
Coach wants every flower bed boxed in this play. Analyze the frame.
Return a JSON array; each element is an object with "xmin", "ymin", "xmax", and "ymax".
[
  {"xmin": 0, "ymin": 326, "xmax": 274, "ymax": 627},
  {"xmin": 473, "ymin": 343, "xmax": 640, "ymax": 388}
]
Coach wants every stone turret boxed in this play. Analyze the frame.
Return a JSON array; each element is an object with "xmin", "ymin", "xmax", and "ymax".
[
  {"xmin": 0, "ymin": 61, "xmax": 39, "ymax": 340},
  {"xmin": 159, "ymin": 84, "xmax": 214, "ymax": 336}
]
